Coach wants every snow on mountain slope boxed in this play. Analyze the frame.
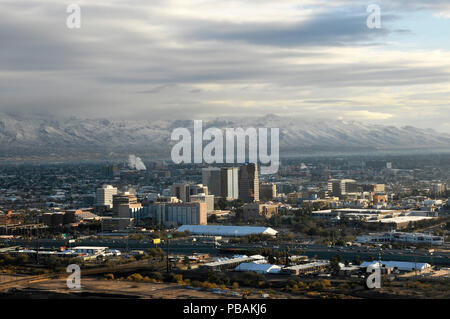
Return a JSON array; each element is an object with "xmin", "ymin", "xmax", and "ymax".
[{"xmin": 0, "ymin": 113, "xmax": 448, "ymax": 157}]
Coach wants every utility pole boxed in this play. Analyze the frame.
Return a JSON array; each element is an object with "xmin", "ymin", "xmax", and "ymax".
[
  {"xmin": 166, "ymin": 234, "xmax": 171, "ymax": 274},
  {"xmin": 414, "ymin": 248, "xmax": 418, "ymax": 278},
  {"xmin": 101, "ymin": 216, "xmax": 104, "ymax": 240},
  {"xmin": 35, "ymin": 215, "xmax": 39, "ymax": 265},
  {"xmin": 126, "ymin": 229, "xmax": 129, "ymax": 253},
  {"xmin": 285, "ymin": 247, "xmax": 290, "ymax": 266}
]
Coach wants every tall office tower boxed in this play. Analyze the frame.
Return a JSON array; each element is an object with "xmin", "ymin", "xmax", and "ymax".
[
  {"xmin": 170, "ymin": 183, "xmax": 207, "ymax": 203},
  {"xmin": 170, "ymin": 183, "xmax": 191, "ymax": 203},
  {"xmin": 221, "ymin": 167, "xmax": 239, "ymax": 199},
  {"xmin": 362, "ymin": 184, "xmax": 385, "ymax": 193},
  {"xmin": 190, "ymin": 184, "xmax": 209, "ymax": 196},
  {"xmin": 202, "ymin": 167, "xmax": 222, "ymax": 196},
  {"xmin": 431, "ymin": 183, "xmax": 445, "ymax": 196},
  {"xmin": 239, "ymin": 163, "xmax": 259, "ymax": 202},
  {"xmin": 259, "ymin": 183, "xmax": 277, "ymax": 201},
  {"xmin": 112, "ymin": 191, "xmax": 142, "ymax": 217},
  {"xmin": 101, "ymin": 165, "xmax": 120, "ymax": 178},
  {"xmin": 190, "ymin": 193, "xmax": 215, "ymax": 213},
  {"xmin": 328, "ymin": 179, "xmax": 358, "ymax": 197},
  {"xmin": 95, "ymin": 185, "xmax": 118, "ymax": 209}
]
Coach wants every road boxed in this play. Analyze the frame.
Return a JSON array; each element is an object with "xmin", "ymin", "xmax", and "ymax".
[{"xmin": 1, "ymin": 238, "xmax": 449, "ymax": 265}]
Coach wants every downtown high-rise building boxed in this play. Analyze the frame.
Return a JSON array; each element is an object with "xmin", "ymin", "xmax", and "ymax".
[
  {"xmin": 202, "ymin": 167, "xmax": 239, "ymax": 200},
  {"xmin": 259, "ymin": 183, "xmax": 277, "ymax": 201},
  {"xmin": 239, "ymin": 163, "xmax": 259, "ymax": 202},
  {"xmin": 220, "ymin": 167, "xmax": 239, "ymax": 200},
  {"xmin": 202, "ymin": 167, "xmax": 222, "ymax": 197},
  {"xmin": 95, "ymin": 184, "xmax": 118, "ymax": 209},
  {"xmin": 170, "ymin": 183, "xmax": 209, "ymax": 203},
  {"xmin": 327, "ymin": 179, "xmax": 358, "ymax": 197}
]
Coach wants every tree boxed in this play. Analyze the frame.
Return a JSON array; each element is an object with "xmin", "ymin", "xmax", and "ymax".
[
  {"xmin": 328, "ymin": 256, "xmax": 341, "ymax": 275},
  {"xmin": 168, "ymin": 273, "xmax": 183, "ymax": 283},
  {"xmin": 208, "ymin": 214, "xmax": 218, "ymax": 223},
  {"xmin": 217, "ymin": 198, "xmax": 229, "ymax": 210},
  {"xmin": 104, "ymin": 273, "xmax": 114, "ymax": 280},
  {"xmin": 352, "ymin": 255, "xmax": 361, "ymax": 265}
]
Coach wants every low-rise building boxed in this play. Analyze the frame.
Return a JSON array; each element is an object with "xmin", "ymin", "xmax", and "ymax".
[
  {"xmin": 242, "ymin": 202, "xmax": 278, "ymax": 220},
  {"xmin": 356, "ymin": 231, "xmax": 444, "ymax": 245},
  {"xmin": 281, "ymin": 261, "xmax": 330, "ymax": 275}
]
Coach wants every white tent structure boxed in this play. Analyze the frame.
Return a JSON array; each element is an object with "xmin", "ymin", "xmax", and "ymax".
[
  {"xmin": 176, "ymin": 225, "xmax": 278, "ymax": 237},
  {"xmin": 234, "ymin": 262, "xmax": 281, "ymax": 274}
]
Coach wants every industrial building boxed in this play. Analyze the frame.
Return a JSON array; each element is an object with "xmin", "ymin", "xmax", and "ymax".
[
  {"xmin": 361, "ymin": 261, "xmax": 432, "ymax": 272},
  {"xmin": 356, "ymin": 231, "xmax": 445, "ymax": 245},
  {"xmin": 366, "ymin": 216, "xmax": 436, "ymax": 229},
  {"xmin": 311, "ymin": 209, "xmax": 438, "ymax": 229},
  {"xmin": 201, "ymin": 255, "xmax": 265, "ymax": 271},
  {"xmin": 281, "ymin": 261, "xmax": 330, "ymax": 275}
]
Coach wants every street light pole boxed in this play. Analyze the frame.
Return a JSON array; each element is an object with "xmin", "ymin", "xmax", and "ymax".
[{"xmin": 166, "ymin": 234, "xmax": 171, "ymax": 274}]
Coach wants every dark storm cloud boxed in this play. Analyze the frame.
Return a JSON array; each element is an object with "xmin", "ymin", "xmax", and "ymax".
[
  {"xmin": 0, "ymin": 0, "xmax": 449, "ymax": 131},
  {"xmin": 183, "ymin": 11, "xmax": 396, "ymax": 47}
]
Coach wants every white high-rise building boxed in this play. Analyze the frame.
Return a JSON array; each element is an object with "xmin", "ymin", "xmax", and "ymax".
[
  {"xmin": 95, "ymin": 185, "xmax": 118, "ymax": 209},
  {"xmin": 221, "ymin": 167, "xmax": 239, "ymax": 200}
]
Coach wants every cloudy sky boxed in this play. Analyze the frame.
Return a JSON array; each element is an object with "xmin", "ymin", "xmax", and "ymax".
[{"xmin": 1, "ymin": 0, "xmax": 450, "ymax": 131}]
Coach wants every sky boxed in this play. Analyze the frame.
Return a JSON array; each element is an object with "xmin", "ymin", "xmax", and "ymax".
[{"xmin": 0, "ymin": 0, "xmax": 450, "ymax": 131}]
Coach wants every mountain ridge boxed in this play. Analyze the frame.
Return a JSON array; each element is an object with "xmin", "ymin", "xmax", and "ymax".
[{"xmin": 0, "ymin": 113, "xmax": 449, "ymax": 158}]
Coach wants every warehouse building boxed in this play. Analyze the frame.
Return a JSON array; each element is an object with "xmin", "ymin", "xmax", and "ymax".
[
  {"xmin": 201, "ymin": 255, "xmax": 266, "ymax": 271},
  {"xmin": 356, "ymin": 231, "xmax": 444, "ymax": 245},
  {"xmin": 361, "ymin": 261, "xmax": 432, "ymax": 272},
  {"xmin": 281, "ymin": 261, "xmax": 330, "ymax": 275}
]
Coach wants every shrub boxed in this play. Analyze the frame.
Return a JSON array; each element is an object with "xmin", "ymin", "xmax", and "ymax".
[
  {"xmin": 127, "ymin": 273, "xmax": 144, "ymax": 282},
  {"xmin": 310, "ymin": 279, "xmax": 332, "ymax": 290},
  {"xmin": 168, "ymin": 273, "xmax": 183, "ymax": 284},
  {"xmin": 104, "ymin": 273, "xmax": 114, "ymax": 280},
  {"xmin": 149, "ymin": 272, "xmax": 163, "ymax": 281}
]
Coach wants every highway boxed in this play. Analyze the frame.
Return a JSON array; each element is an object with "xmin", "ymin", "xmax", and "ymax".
[{"xmin": 2, "ymin": 238, "xmax": 449, "ymax": 266}]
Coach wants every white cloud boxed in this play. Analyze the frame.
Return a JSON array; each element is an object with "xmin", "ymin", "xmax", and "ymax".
[{"xmin": 0, "ymin": 0, "xmax": 449, "ymax": 131}]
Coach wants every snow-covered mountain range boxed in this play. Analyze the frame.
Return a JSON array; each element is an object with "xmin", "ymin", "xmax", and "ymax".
[{"xmin": 0, "ymin": 113, "xmax": 448, "ymax": 159}]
